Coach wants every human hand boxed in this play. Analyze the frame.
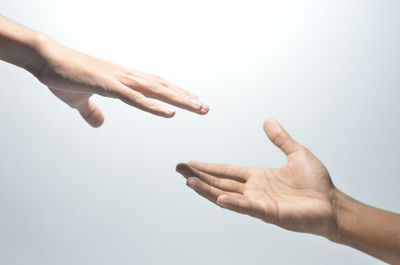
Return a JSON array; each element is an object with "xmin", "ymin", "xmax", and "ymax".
[
  {"xmin": 176, "ymin": 119, "xmax": 338, "ymax": 238},
  {"xmin": 32, "ymin": 37, "xmax": 208, "ymax": 127}
]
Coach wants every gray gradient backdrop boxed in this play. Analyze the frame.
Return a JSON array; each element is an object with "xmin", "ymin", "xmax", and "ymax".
[{"xmin": 1, "ymin": 0, "xmax": 399, "ymax": 264}]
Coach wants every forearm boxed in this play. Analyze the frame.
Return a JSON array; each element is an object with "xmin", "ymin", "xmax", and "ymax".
[
  {"xmin": 330, "ymin": 190, "xmax": 400, "ymax": 264},
  {"xmin": 0, "ymin": 16, "xmax": 47, "ymax": 75}
]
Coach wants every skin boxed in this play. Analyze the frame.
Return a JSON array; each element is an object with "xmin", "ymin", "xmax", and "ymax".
[
  {"xmin": 177, "ymin": 119, "xmax": 400, "ymax": 264},
  {"xmin": 2, "ymin": 14, "xmax": 399, "ymax": 264},
  {"xmin": 0, "ymin": 16, "xmax": 209, "ymax": 127}
]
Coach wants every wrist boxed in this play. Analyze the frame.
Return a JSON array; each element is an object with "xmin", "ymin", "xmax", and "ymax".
[
  {"xmin": 0, "ymin": 30, "xmax": 50, "ymax": 76},
  {"xmin": 19, "ymin": 32, "xmax": 52, "ymax": 76},
  {"xmin": 0, "ymin": 16, "xmax": 50, "ymax": 75},
  {"xmin": 326, "ymin": 189, "xmax": 357, "ymax": 244}
]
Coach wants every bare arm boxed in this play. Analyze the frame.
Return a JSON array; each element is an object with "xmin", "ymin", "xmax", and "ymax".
[
  {"xmin": 0, "ymin": 16, "xmax": 209, "ymax": 127},
  {"xmin": 176, "ymin": 119, "xmax": 400, "ymax": 264},
  {"xmin": 332, "ymin": 190, "xmax": 400, "ymax": 263}
]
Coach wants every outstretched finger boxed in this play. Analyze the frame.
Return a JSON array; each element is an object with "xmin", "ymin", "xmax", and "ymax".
[
  {"xmin": 161, "ymin": 80, "xmax": 199, "ymax": 100},
  {"xmin": 151, "ymin": 85, "xmax": 209, "ymax": 115},
  {"xmin": 127, "ymin": 70, "xmax": 200, "ymax": 100},
  {"xmin": 176, "ymin": 163, "xmax": 244, "ymax": 193},
  {"xmin": 132, "ymin": 78, "xmax": 209, "ymax": 115},
  {"xmin": 186, "ymin": 177, "xmax": 244, "ymax": 204},
  {"xmin": 115, "ymin": 85, "xmax": 176, "ymax": 118},
  {"xmin": 216, "ymin": 195, "xmax": 266, "ymax": 220},
  {"xmin": 188, "ymin": 161, "xmax": 250, "ymax": 183}
]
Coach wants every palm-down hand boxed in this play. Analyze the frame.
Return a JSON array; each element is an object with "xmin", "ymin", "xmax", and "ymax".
[{"xmin": 35, "ymin": 38, "xmax": 208, "ymax": 127}]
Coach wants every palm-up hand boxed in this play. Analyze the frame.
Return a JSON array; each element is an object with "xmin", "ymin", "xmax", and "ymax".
[
  {"xmin": 34, "ymin": 38, "xmax": 208, "ymax": 127},
  {"xmin": 176, "ymin": 119, "xmax": 338, "ymax": 237}
]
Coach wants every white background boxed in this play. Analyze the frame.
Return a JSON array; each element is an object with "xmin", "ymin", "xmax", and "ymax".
[{"xmin": 1, "ymin": 0, "xmax": 399, "ymax": 264}]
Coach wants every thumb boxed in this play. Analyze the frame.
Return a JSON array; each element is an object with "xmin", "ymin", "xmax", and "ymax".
[
  {"xmin": 77, "ymin": 99, "xmax": 105, "ymax": 128},
  {"xmin": 263, "ymin": 119, "xmax": 301, "ymax": 156}
]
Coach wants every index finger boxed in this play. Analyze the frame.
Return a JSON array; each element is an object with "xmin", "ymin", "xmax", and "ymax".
[{"xmin": 188, "ymin": 161, "xmax": 250, "ymax": 183}]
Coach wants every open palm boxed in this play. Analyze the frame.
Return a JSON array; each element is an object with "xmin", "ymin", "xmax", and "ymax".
[{"xmin": 176, "ymin": 119, "xmax": 338, "ymax": 237}]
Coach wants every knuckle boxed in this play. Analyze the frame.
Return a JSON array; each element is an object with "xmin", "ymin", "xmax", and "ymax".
[
  {"xmin": 221, "ymin": 164, "xmax": 229, "ymax": 175},
  {"xmin": 298, "ymin": 145, "xmax": 308, "ymax": 153},
  {"xmin": 102, "ymin": 84, "xmax": 117, "ymax": 97},
  {"xmin": 95, "ymin": 78, "xmax": 120, "ymax": 97},
  {"xmin": 123, "ymin": 68, "xmax": 137, "ymax": 76},
  {"xmin": 131, "ymin": 93, "xmax": 146, "ymax": 104},
  {"xmin": 152, "ymin": 74, "xmax": 165, "ymax": 82},
  {"xmin": 81, "ymin": 105, "xmax": 96, "ymax": 119},
  {"xmin": 147, "ymin": 82, "xmax": 164, "ymax": 93},
  {"xmin": 213, "ymin": 177, "xmax": 221, "ymax": 187}
]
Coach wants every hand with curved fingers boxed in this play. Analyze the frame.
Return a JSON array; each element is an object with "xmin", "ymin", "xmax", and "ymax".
[
  {"xmin": 176, "ymin": 119, "xmax": 400, "ymax": 264},
  {"xmin": 177, "ymin": 119, "xmax": 336, "ymax": 236},
  {"xmin": 0, "ymin": 16, "xmax": 208, "ymax": 127}
]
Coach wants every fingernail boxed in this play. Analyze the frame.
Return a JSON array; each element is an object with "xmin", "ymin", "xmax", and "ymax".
[
  {"xmin": 202, "ymin": 104, "xmax": 209, "ymax": 111},
  {"xmin": 165, "ymin": 106, "xmax": 176, "ymax": 115},
  {"xmin": 190, "ymin": 98, "xmax": 202, "ymax": 108}
]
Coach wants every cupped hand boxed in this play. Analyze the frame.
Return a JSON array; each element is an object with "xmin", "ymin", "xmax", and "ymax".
[
  {"xmin": 34, "ymin": 37, "xmax": 208, "ymax": 127},
  {"xmin": 176, "ymin": 119, "xmax": 338, "ymax": 237}
]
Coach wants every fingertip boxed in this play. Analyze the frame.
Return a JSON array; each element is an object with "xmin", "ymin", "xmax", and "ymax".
[
  {"xmin": 162, "ymin": 108, "xmax": 176, "ymax": 118},
  {"xmin": 175, "ymin": 163, "xmax": 185, "ymax": 171},
  {"xmin": 176, "ymin": 163, "xmax": 188, "ymax": 173},
  {"xmin": 80, "ymin": 101, "xmax": 105, "ymax": 128},
  {"xmin": 186, "ymin": 177, "xmax": 199, "ymax": 188},
  {"xmin": 199, "ymin": 104, "xmax": 210, "ymax": 115},
  {"xmin": 89, "ymin": 118, "xmax": 104, "ymax": 128},
  {"xmin": 177, "ymin": 163, "xmax": 199, "ymax": 180},
  {"xmin": 216, "ymin": 194, "xmax": 230, "ymax": 206},
  {"xmin": 263, "ymin": 118, "xmax": 278, "ymax": 132},
  {"xmin": 166, "ymin": 112, "xmax": 176, "ymax": 118},
  {"xmin": 189, "ymin": 99, "xmax": 211, "ymax": 115},
  {"xmin": 90, "ymin": 112, "xmax": 105, "ymax": 128},
  {"xmin": 263, "ymin": 118, "xmax": 286, "ymax": 141}
]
